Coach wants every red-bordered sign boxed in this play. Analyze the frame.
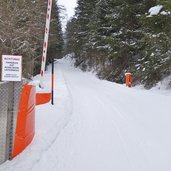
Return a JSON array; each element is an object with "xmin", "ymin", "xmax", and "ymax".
[{"xmin": 1, "ymin": 55, "xmax": 22, "ymax": 82}]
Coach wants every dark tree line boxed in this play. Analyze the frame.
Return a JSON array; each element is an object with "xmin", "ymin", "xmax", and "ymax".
[{"xmin": 66, "ymin": 0, "xmax": 171, "ymax": 88}]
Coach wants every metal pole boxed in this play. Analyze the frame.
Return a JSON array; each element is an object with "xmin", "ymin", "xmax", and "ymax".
[
  {"xmin": 6, "ymin": 82, "xmax": 15, "ymax": 160},
  {"xmin": 51, "ymin": 58, "xmax": 54, "ymax": 105}
]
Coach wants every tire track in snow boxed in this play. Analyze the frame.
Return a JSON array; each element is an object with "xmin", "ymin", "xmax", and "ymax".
[
  {"xmin": 56, "ymin": 59, "xmax": 152, "ymax": 171},
  {"xmin": 93, "ymin": 93, "xmax": 152, "ymax": 171}
]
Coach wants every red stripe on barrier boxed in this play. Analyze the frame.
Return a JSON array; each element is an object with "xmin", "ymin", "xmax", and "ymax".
[
  {"xmin": 40, "ymin": 0, "xmax": 52, "ymax": 82},
  {"xmin": 42, "ymin": 56, "xmax": 45, "ymax": 62},
  {"xmin": 41, "ymin": 70, "xmax": 44, "ymax": 76},
  {"xmin": 47, "ymin": 14, "xmax": 50, "ymax": 19},
  {"xmin": 44, "ymin": 42, "xmax": 46, "ymax": 48}
]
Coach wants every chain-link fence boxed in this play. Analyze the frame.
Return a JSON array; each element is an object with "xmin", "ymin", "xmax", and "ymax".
[{"xmin": 0, "ymin": 82, "xmax": 22, "ymax": 164}]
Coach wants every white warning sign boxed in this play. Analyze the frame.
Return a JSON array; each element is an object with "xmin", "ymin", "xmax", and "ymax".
[{"xmin": 1, "ymin": 55, "xmax": 22, "ymax": 82}]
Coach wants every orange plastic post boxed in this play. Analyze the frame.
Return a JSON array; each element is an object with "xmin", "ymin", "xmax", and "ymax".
[
  {"xmin": 125, "ymin": 73, "xmax": 132, "ymax": 87},
  {"xmin": 12, "ymin": 85, "xmax": 36, "ymax": 158}
]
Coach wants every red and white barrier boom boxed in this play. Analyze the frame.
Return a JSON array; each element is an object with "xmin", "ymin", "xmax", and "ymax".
[{"xmin": 40, "ymin": 0, "xmax": 53, "ymax": 88}]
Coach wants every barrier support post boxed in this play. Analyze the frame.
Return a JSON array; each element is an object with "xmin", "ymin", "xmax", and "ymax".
[{"xmin": 51, "ymin": 57, "xmax": 54, "ymax": 105}]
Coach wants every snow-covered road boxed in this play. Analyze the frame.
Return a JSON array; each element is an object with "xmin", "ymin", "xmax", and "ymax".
[{"xmin": 1, "ymin": 57, "xmax": 171, "ymax": 171}]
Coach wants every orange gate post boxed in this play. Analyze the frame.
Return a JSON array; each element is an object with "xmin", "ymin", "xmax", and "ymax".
[
  {"xmin": 125, "ymin": 72, "xmax": 132, "ymax": 87},
  {"xmin": 12, "ymin": 85, "xmax": 36, "ymax": 158}
]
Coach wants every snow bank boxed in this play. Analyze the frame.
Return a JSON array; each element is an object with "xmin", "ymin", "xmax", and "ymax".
[{"xmin": 148, "ymin": 5, "xmax": 163, "ymax": 16}]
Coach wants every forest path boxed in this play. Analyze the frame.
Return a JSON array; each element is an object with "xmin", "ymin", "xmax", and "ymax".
[{"xmin": 1, "ymin": 57, "xmax": 171, "ymax": 171}]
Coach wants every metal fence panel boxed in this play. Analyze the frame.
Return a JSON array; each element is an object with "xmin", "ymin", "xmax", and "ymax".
[
  {"xmin": 0, "ymin": 83, "xmax": 9, "ymax": 164},
  {"xmin": 0, "ymin": 82, "xmax": 22, "ymax": 164}
]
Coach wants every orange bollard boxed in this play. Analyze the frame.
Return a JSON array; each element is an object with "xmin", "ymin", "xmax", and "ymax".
[
  {"xmin": 125, "ymin": 72, "xmax": 132, "ymax": 87},
  {"xmin": 12, "ymin": 85, "xmax": 36, "ymax": 158}
]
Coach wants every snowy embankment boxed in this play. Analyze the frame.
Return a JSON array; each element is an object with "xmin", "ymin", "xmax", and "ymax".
[
  {"xmin": 148, "ymin": 5, "xmax": 171, "ymax": 16},
  {"xmin": 1, "ymin": 57, "xmax": 171, "ymax": 171}
]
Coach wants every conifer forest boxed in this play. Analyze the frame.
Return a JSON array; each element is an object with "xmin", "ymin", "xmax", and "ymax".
[{"xmin": 66, "ymin": 0, "xmax": 171, "ymax": 88}]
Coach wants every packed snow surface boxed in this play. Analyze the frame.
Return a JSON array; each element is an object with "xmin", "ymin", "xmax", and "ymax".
[{"xmin": 1, "ymin": 57, "xmax": 171, "ymax": 171}]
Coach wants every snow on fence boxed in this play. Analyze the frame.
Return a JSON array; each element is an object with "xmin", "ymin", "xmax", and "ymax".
[{"xmin": 0, "ymin": 82, "xmax": 22, "ymax": 164}]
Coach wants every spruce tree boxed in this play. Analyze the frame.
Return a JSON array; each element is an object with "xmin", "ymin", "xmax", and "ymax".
[
  {"xmin": 66, "ymin": 0, "xmax": 97, "ymax": 68},
  {"xmin": 66, "ymin": 0, "xmax": 171, "ymax": 88}
]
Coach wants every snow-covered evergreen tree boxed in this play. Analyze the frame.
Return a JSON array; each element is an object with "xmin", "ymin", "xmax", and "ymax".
[{"xmin": 66, "ymin": 0, "xmax": 171, "ymax": 88}]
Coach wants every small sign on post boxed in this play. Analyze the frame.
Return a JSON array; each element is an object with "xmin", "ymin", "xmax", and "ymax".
[{"xmin": 1, "ymin": 55, "xmax": 22, "ymax": 82}]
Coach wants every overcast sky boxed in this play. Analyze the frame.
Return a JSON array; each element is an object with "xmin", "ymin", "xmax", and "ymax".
[
  {"xmin": 57, "ymin": 0, "xmax": 77, "ymax": 31},
  {"xmin": 58, "ymin": 0, "xmax": 77, "ymax": 19}
]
